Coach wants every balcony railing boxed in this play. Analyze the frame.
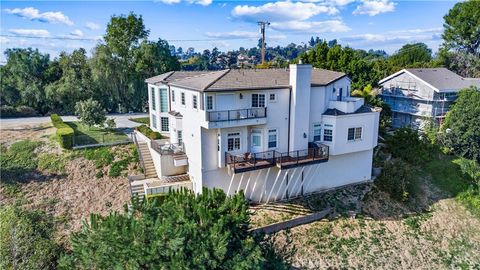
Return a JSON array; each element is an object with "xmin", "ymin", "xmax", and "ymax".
[
  {"xmin": 151, "ymin": 140, "xmax": 185, "ymax": 155},
  {"xmin": 225, "ymin": 144, "xmax": 329, "ymax": 173},
  {"xmin": 225, "ymin": 150, "xmax": 276, "ymax": 173},
  {"xmin": 208, "ymin": 107, "xmax": 267, "ymax": 122},
  {"xmin": 275, "ymin": 145, "xmax": 329, "ymax": 170}
]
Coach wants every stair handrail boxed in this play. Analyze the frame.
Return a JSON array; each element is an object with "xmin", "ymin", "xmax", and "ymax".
[{"xmin": 132, "ymin": 132, "xmax": 147, "ymax": 176}]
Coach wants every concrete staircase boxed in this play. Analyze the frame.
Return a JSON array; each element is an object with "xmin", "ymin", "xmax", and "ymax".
[
  {"xmin": 137, "ymin": 142, "xmax": 157, "ymax": 179},
  {"xmin": 130, "ymin": 181, "xmax": 145, "ymax": 200}
]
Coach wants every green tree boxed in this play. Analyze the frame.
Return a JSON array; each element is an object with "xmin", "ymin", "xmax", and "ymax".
[
  {"xmin": 45, "ymin": 49, "xmax": 95, "ymax": 114},
  {"xmin": 59, "ymin": 189, "xmax": 291, "ymax": 269},
  {"xmin": 0, "ymin": 205, "xmax": 60, "ymax": 270},
  {"xmin": 75, "ymin": 98, "xmax": 107, "ymax": 127},
  {"xmin": 442, "ymin": 0, "xmax": 480, "ymax": 56},
  {"xmin": 442, "ymin": 87, "xmax": 480, "ymax": 163},
  {"xmin": 388, "ymin": 43, "xmax": 433, "ymax": 68}
]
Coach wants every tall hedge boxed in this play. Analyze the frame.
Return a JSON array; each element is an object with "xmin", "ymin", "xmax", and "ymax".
[{"xmin": 50, "ymin": 114, "xmax": 74, "ymax": 149}]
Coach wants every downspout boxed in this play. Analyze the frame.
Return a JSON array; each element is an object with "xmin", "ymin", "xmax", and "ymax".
[{"xmin": 287, "ymin": 87, "xmax": 292, "ymax": 152}]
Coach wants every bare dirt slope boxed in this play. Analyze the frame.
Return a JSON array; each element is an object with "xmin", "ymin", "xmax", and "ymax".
[{"xmin": 0, "ymin": 123, "xmax": 134, "ymax": 243}]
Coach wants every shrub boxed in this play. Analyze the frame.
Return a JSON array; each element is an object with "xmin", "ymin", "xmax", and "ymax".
[
  {"xmin": 386, "ymin": 128, "xmax": 429, "ymax": 164},
  {"xmin": 0, "ymin": 206, "xmax": 60, "ymax": 270},
  {"xmin": 82, "ymin": 147, "xmax": 114, "ymax": 168},
  {"xmin": 50, "ymin": 114, "xmax": 74, "ymax": 149},
  {"xmin": 59, "ymin": 188, "xmax": 291, "ymax": 269},
  {"xmin": 136, "ymin": 124, "xmax": 162, "ymax": 140},
  {"xmin": 38, "ymin": 153, "xmax": 66, "ymax": 174},
  {"xmin": 104, "ymin": 118, "xmax": 116, "ymax": 131},
  {"xmin": 109, "ymin": 158, "xmax": 130, "ymax": 177},
  {"xmin": 376, "ymin": 159, "xmax": 420, "ymax": 202},
  {"xmin": 0, "ymin": 105, "xmax": 38, "ymax": 118},
  {"xmin": 75, "ymin": 98, "xmax": 107, "ymax": 128},
  {"xmin": 0, "ymin": 140, "xmax": 42, "ymax": 181}
]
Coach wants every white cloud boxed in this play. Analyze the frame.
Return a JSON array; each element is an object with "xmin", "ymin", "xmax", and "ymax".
[
  {"xmin": 0, "ymin": 37, "xmax": 11, "ymax": 45},
  {"xmin": 5, "ymin": 7, "xmax": 73, "ymax": 25},
  {"xmin": 70, "ymin": 29, "xmax": 84, "ymax": 37},
  {"xmin": 205, "ymin": 30, "xmax": 287, "ymax": 40},
  {"xmin": 300, "ymin": 0, "xmax": 355, "ymax": 6},
  {"xmin": 85, "ymin": 22, "xmax": 100, "ymax": 30},
  {"xmin": 353, "ymin": 0, "xmax": 396, "ymax": 16},
  {"xmin": 8, "ymin": 29, "xmax": 51, "ymax": 38},
  {"xmin": 341, "ymin": 27, "xmax": 442, "ymax": 46},
  {"xmin": 232, "ymin": 1, "xmax": 338, "ymax": 22},
  {"xmin": 270, "ymin": 20, "xmax": 350, "ymax": 33},
  {"xmin": 206, "ymin": 31, "xmax": 259, "ymax": 39},
  {"xmin": 155, "ymin": 0, "xmax": 212, "ymax": 6}
]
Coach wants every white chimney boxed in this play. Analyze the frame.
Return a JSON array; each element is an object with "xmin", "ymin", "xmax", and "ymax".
[{"xmin": 289, "ymin": 63, "xmax": 311, "ymax": 152}]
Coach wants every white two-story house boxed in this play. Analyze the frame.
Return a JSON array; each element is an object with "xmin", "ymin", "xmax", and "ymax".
[{"xmin": 139, "ymin": 64, "xmax": 380, "ymax": 202}]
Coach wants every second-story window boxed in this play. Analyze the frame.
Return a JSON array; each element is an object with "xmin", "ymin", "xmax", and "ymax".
[
  {"xmin": 206, "ymin": 96, "xmax": 213, "ymax": 110},
  {"xmin": 181, "ymin": 92, "xmax": 186, "ymax": 106},
  {"xmin": 269, "ymin": 93, "xmax": 277, "ymax": 102},
  {"xmin": 323, "ymin": 129, "xmax": 333, "ymax": 142},
  {"xmin": 227, "ymin": 132, "xmax": 241, "ymax": 151},
  {"xmin": 313, "ymin": 124, "xmax": 322, "ymax": 141},
  {"xmin": 348, "ymin": 127, "xmax": 362, "ymax": 141},
  {"xmin": 252, "ymin": 94, "xmax": 265, "ymax": 108},
  {"xmin": 268, "ymin": 129, "xmax": 277, "ymax": 148},
  {"xmin": 193, "ymin": 95, "xmax": 198, "ymax": 109},
  {"xmin": 160, "ymin": 89, "xmax": 168, "ymax": 112},
  {"xmin": 151, "ymin": 87, "xmax": 156, "ymax": 111},
  {"xmin": 171, "ymin": 90, "xmax": 175, "ymax": 102}
]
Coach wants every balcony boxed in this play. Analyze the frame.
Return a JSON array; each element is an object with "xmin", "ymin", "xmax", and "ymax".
[
  {"xmin": 328, "ymin": 97, "xmax": 364, "ymax": 114},
  {"xmin": 225, "ymin": 150, "xmax": 276, "ymax": 173},
  {"xmin": 204, "ymin": 108, "xmax": 268, "ymax": 129},
  {"xmin": 151, "ymin": 140, "xmax": 185, "ymax": 156},
  {"xmin": 275, "ymin": 145, "xmax": 329, "ymax": 169},
  {"xmin": 225, "ymin": 144, "xmax": 329, "ymax": 173}
]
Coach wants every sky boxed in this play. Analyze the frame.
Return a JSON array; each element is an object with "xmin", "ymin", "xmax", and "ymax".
[{"xmin": 0, "ymin": 0, "xmax": 459, "ymax": 63}]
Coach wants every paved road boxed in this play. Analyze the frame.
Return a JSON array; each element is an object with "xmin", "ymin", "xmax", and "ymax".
[{"xmin": 0, "ymin": 113, "xmax": 148, "ymax": 129}]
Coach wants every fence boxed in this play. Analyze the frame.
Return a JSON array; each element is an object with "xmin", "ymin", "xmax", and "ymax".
[{"xmin": 72, "ymin": 133, "xmax": 132, "ymax": 149}]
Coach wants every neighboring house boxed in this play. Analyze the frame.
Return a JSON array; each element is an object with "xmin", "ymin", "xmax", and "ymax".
[
  {"xmin": 139, "ymin": 64, "xmax": 380, "ymax": 203},
  {"xmin": 378, "ymin": 68, "xmax": 480, "ymax": 129}
]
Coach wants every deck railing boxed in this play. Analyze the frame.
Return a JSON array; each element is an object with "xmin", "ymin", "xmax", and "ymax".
[
  {"xmin": 208, "ymin": 107, "xmax": 267, "ymax": 122},
  {"xmin": 225, "ymin": 144, "xmax": 329, "ymax": 172},
  {"xmin": 275, "ymin": 145, "xmax": 329, "ymax": 169},
  {"xmin": 151, "ymin": 140, "xmax": 185, "ymax": 155},
  {"xmin": 225, "ymin": 150, "xmax": 276, "ymax": 173}
]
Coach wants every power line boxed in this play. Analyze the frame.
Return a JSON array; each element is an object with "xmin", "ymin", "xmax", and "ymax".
[{"xmin": 0, "ymin": 34, "xmax": 257, "ymax": 43}]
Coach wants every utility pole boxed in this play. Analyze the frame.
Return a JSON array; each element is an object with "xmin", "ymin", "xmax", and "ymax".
[{"xmin": 257, "ymin": 21, "xmax": 270, "ymax": 65}]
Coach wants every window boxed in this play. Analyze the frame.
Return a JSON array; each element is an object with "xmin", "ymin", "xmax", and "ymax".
[
  {"xmin": 181, "ymin": 92, "xmax": 186, "ymax": 106},
  {"xmin": 252, "ymin": 94, "xmax": 266, "ymax": 108},
  {"xmin": 177, "ymin": 130, "xmax": 183, "ymax": 144},
  {"xmin": 151, "ymin": 114, "xmax": 157, "ymax": 128},
  {"xmin": 206, "ymin": 96, "xmax": 213, "ymax": 110},
  {"xmin": 268, "ymin": 129, "xmax": 277, "ymax": 148},
  {"xmin": 161, "ymin": 117, "xmax": 169, "ymax": 132},
  {"xmin": 323, "ymin": 129, "xmax": 333, "ymax": 142},
  {"xmin": 171, "ymin": 90, "xmax": 175, "ymax": 102},
  {"xmin": 151, "ymin": 87, "xmax": 156, "ymax": 111},
  {"xmin": 313, "ymin": 124, "xmax": 321, "ymax": 141},
  {"xmin": 193, "ymin": 95, "xmax": 198, "ymax": 109},
  {"xmin": 160, "ymin": 89, "xmax": 168, "ymax": 112},
  {"xmin": 269, "ymin": 93, "xmax": 277, "ymax": 102},
  {"xmin": 348, "ymin": 127, "xmax": 362, "ymax": 141},
  {"xmin": 227, "ymin": 132, "xmax": 241, "ymax": 151}
]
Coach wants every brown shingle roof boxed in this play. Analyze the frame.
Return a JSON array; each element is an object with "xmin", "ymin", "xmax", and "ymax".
[{"xmin": 146, "ymin": 68, "xmax": 347, "ymax": 92}]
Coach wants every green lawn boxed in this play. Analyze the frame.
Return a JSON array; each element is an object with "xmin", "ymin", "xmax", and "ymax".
[
  {"xmin": 129, "ymin": 117, "xmax": 149, "ymax": 125},
  {"xmin": 66, "ymin": 121, "xmax": 129, "ymax": 146}
]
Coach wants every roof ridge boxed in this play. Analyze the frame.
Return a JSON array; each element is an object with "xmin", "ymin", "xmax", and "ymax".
[{"xmin": 203, "ymin": 69, "xmax": 231, "ymax": 91}]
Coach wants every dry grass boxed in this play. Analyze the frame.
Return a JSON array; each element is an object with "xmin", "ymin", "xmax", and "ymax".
[{"xmin": 0, "ymin": 123, "xmax": 136, "ymax": 244}]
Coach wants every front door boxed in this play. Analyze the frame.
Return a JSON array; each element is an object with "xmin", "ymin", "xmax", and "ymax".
[{"xmin": 251, "ymin": 130, "xmax": 262, "ymax": 153}]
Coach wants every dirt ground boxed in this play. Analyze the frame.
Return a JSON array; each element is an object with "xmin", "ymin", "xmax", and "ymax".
[
  {"xmin": 0, "ymin": 123, "xmax": 133, "ymax": 244},
  {"xmin": 254, "ymin": 181, "xmax": 480, "ymax": 269}
]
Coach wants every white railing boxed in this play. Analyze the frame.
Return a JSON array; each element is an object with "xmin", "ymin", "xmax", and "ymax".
[
  {"xmin": 328, "ymin": 97, "xmax": 364, "ymax": 113},
  {"xmin": 144, "ymin": 181, "xmax": 192, "ymax": 198}
]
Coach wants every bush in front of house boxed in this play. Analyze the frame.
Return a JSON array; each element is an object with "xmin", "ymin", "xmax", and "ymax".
[
  {"xmin": 50, "ymin": 114, "xmax": 74, "ymax": 149},
  {"xmin": 74, "ymin": 98, "xmax": 107, "ymax": 128},
  {"xmin": 136, "ymin": 125, "xmax": 162, "ymax": 140},
  {"xmin": 375, "ymin": 158, "xmax": 420, "ymax": 202}
]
